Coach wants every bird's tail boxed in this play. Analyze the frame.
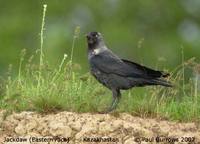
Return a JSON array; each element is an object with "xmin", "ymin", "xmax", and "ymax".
[{"xmin": 150, "ymin": 78, "xmax": 173, "ymax": 87}]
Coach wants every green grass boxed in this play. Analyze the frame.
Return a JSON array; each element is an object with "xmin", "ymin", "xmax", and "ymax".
[{"xmin": 0, "ymin": 4, "xmax": 200, "ymax": 122}]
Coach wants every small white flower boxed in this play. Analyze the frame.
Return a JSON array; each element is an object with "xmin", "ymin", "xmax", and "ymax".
[
  {"xmin": 64, "ymin": 54, "xmax": 68, "ymax": 59},
  {"xmin": 43, "ymin": 4, "xmax": 47, "ymax": 8}
]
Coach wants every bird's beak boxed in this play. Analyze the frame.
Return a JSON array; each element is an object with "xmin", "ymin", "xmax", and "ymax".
[
  {"xmin": 85, "ymin": 34, "xmax": 90, "ymax": 39},
  {"xmin": 86, "ymin": 35, "xmax": 94, "ymax": 44}
]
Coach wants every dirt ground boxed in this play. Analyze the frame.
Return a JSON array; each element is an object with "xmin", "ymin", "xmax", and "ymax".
[{"xmin": 0, "ymin": 110, "xmax": 200, "ymax": 144}]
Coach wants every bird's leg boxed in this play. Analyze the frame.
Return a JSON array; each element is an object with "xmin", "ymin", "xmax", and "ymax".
[
  {"xmin": 102, "ymin": 89, "xmax": 121, "ymax": 113},
  {"xmin": 110, "ymin": 89, "xmax": 121, "ymax": 111}
]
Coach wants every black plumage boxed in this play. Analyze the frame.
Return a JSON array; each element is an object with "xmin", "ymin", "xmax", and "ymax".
[{"xmin": 86, "ymin": 32, "xmax": 172, "ymax": 113}]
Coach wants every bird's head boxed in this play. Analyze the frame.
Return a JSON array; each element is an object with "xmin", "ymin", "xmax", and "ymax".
[{"xmin": 86, "ymin": 32, "xmax": 104, "ymax": 49}]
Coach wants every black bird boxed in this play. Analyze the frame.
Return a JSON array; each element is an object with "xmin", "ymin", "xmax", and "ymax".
[{"xmin": 86, "ymin": 32, "xmax": 172, "ymax": 113}]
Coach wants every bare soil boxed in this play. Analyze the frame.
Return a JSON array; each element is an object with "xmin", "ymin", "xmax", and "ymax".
[{"xmin": 0, "ymin": 110, "xmax": 200, "ymax": 144}]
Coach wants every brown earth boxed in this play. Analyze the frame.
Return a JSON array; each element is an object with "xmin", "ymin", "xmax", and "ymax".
[{"xmin": 0, "ymin": 110, "xmax": 200, "ymax": 144}]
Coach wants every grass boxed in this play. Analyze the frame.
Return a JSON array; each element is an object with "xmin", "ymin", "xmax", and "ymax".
[{"xmin": 0, "ymin": 4, "xmax": 200, "ymax": 122}]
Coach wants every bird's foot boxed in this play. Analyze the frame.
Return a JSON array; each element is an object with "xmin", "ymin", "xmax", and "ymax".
[{"xmin": 98, "ymin": 92, "xmax": 120, "ymax": 114}]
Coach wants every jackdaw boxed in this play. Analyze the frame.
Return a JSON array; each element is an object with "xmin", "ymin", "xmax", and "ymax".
[{"xmin": 86, "ymin": 32, "xmax": 172, "ymax": 113}]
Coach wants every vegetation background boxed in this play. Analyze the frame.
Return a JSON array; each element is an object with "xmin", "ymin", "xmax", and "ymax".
[
  {"xmin": 1, "ymin": 0, "xmax": 200, "ymax": 73},
  {"xmin": 0, "ymin": 0, "xmax": 200, "ymax": 121}
]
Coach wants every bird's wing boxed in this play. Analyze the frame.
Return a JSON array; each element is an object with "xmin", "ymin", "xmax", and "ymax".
[
  {"xmin": 121, "ymin": 59, "xmax": 169, "ymax": 78},
  {"xmin": 90, "ymin": 51, "xmax": 169, "ymax": 78}
]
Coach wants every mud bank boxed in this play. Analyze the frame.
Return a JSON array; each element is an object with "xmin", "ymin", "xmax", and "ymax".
[{"xmin": 0, "ymin": 111, "xmax": 199, "ymax": 144}]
